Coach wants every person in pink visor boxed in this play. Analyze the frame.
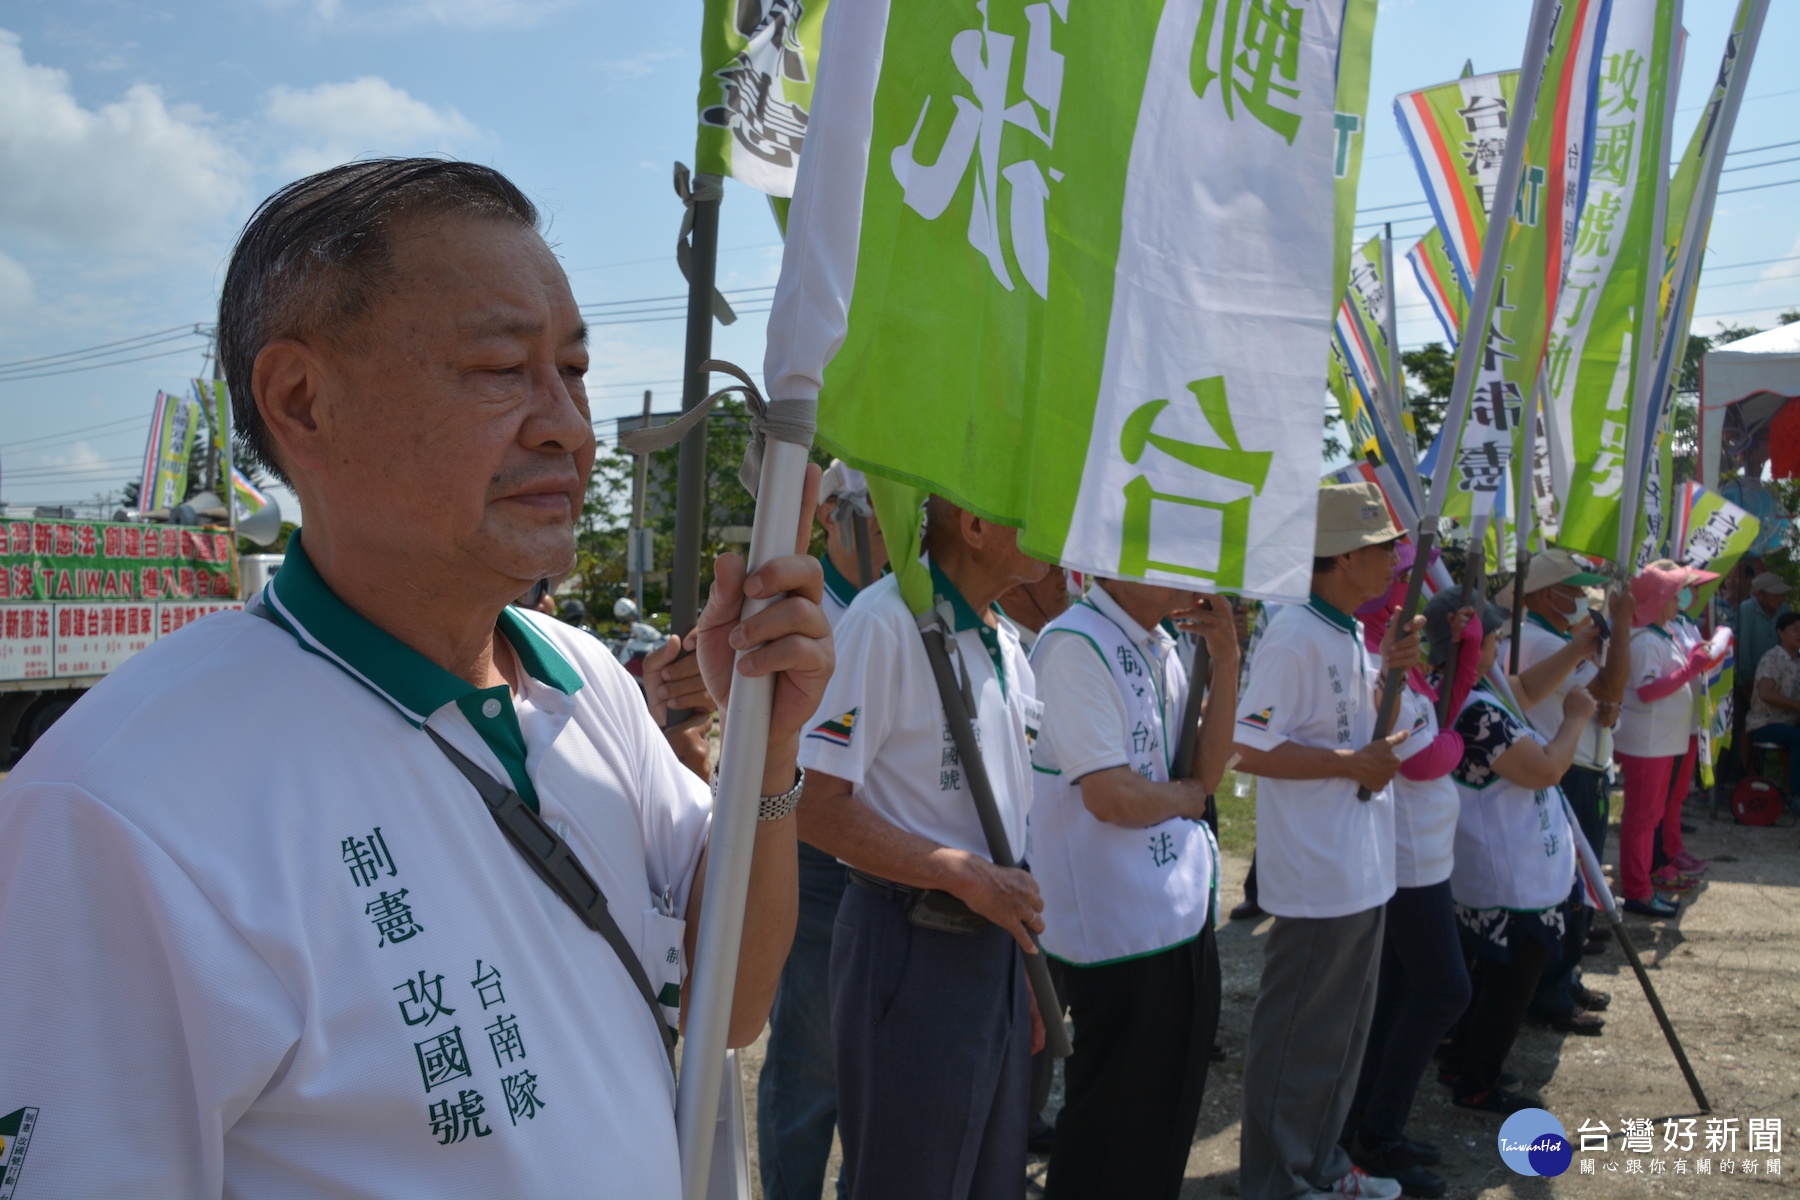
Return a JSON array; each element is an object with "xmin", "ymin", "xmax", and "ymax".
[{"xmin": 1612, "ymin": 561, "xmax": 1722, "ymax": 918}]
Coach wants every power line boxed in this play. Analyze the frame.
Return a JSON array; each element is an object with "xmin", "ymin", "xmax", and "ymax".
[
  {"xmin": 1718, "ymin": 176, "xmax": 1800, "ymax": 197},
  {"xmin": 0, "ymin": 340, "xmax": 211, "ymax": 385},
  {"xmin": 1722, "ymin": 154, "xmax": 1800, "ymax": 174},
  {"xmin": 0, "ymin": 324, "xmax": 205, "ymax": 373},
  {"xmin": 566, "ymin": 241, "xmax": 783, "ymax": 274},
  {"xmin": 0, "ymin": 414, "xmax": 150, "ymax": 453}
]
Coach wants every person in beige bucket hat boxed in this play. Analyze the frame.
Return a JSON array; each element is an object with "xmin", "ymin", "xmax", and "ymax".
[{"xmin": 1232, "ymin": 482, "xmax": 1421, "ymax": 1200}]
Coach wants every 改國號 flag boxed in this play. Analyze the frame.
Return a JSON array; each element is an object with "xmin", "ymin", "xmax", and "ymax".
[
  {"xmin": 766, "ymin": 0, "xmax": 1362, "ymax": 603},
  {"xmin": 1543, "ymin": 0, "xmax": 1679, "ymax": 561},
  {"xmin": 697, "ymin": 0, "xmax": 832, "ymax": 197}
]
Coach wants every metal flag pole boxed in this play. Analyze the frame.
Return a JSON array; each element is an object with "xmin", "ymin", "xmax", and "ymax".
[
  {"xmin": 1637, "ymin": 0, "xmax": 1770, "ymax": 506},
  {"xmin": 674, "ymin": 431, "xmax": 815, "ymax": 1200},
  {"xmin": 1438, "ymin": 513, "xmax": 1489, "ymax": 726},
  {"xmin": 1612, "ymin": 1, "xmax": 1684, "ymax": 570},
  {"xmin": 1361, "ymin": 0, "xmax": 1561, "ymax": 798},
  {"xmin": 632, "ymin": 389, "xmax": 653, "ymax": 613},
  {"xmin": 1508, "ymin": 378, "xmax": 1544, "ymax": 674},
  {"xmin": 1379, "ymin": 222, "xmax": 1422, "ymax": 497},
  {"xmin": 918, "ymin": 622, "xmax": 1073, "ymax": 1060},
  {"xmin": 668, "ymin": 168, "xmax": 727, "ymax": 726}
]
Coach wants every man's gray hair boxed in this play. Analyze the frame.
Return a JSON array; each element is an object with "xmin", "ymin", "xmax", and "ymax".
[{"xmin": 218, "ymin": 158, "xmax": 539, "ymax": 482}]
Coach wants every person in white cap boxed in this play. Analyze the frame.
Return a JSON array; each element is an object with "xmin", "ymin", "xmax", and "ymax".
[
  {"xmin": 1233, "ymin": 482, "xmax": 1420, "ymax": 1200},
  {"xmin": 1028, "ymin": 577, "xmax": 1239, "ymax": 1198},
  {"xmin": 755, "ymin": 461, "xmax": 888, "ymax": 1200},
  {"xmin": 1502, "ymin": 549, "xmax": 1632, "ymax": 1033}
]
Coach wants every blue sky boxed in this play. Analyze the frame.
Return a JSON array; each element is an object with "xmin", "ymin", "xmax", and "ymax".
[{"xmin": 0, "ymin": 0, "xmax": 1794, "ymax": 515}]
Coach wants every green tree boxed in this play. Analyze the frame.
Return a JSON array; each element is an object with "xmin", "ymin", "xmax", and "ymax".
[{"xmin": 1399, "ymin": 342, "xmax": 1453, "ymax": 448}]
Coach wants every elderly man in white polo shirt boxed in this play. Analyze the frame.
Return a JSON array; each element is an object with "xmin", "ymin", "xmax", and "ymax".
[
  {"xmin": 798, "ymin": 495, "xmax": 1048, "ymax": 1200},
  {"xmin": 1029, "ymin": 577, "xmax": 1240, "ymax": 1199},
  {"xmin": 0, "ymin": 159, "xmax": 832, "ymax": 1199},
  {"xmin": 1232, "ymin": 482, "xmax": 1419, "ymax": 1200}
]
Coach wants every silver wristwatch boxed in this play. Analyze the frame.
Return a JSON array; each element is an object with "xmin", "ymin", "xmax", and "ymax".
[{"xmin": 711, "ymin": 766, "xmax": 806, "ymax": 821}]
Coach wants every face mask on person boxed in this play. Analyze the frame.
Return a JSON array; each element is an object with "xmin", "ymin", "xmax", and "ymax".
[
  {"xmin": 1567, "ymin": 595, "xmax": 1591, "ymax": 627},
  {"xmin": 1677, "ymin": 586, "xmax": 1694, "ymax": 610}
]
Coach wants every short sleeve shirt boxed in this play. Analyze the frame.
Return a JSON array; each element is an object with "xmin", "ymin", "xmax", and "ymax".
[
  {"xmin": 1031, "ymin": 586, "xmax": 1179, "ymax": 782},
  {"xmin": 0, "ymin": 533, "xmax": 711, "ymax": 1198},
  {"xmin": 1748, "ymin": 645, "xmax": 1800, "ymax": 731},
  {"xmin": 1614, "ymin": 624, "xmax": 1696, "ymax": 757},
  {"xmin": 797, "ymin": 562, "xmax": 1040, "ymax": 862},
  {"xmin": 1233, "ymin": 597, "xmax": 1395, "ymax": 919},
  {"xmin": 1452, "ymin": 696, "xmax": 1531, "ymax": 788},
  {"xmin": 1506, "ymin": 614, "xmax": 1610, "ymax": 768}
]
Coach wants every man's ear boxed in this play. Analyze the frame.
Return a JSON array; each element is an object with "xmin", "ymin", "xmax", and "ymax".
[
  {"xmin": 959, "ymin": 508, "xmax": 986, "ymax": 550},
  {"xmin": 253, "ymin": 338, "xmax": 331, "ymax": 476}
]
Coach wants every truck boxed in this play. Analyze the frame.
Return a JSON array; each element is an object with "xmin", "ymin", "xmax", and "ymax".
[{"xmin": 0, "ymin": 513, "xmax": 283, "ymax": 764}]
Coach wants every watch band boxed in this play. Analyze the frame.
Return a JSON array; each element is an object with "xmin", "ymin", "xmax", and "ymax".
[{"xmin": 711, "ymin": 766, "xmax": 806, "ymax": 821}]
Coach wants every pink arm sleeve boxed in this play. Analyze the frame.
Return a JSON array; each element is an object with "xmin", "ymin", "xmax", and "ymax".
[
  {"xmin": 1636, "ymin": 648, "xmax": 1709, "ymax": 703},
  {"xmin": 1449, "ymin": 618, "xmax": 1483, "ymax": 715},
  {"xmin": 1398, "ymin": 728, "xmax": 1465, "ymax": 780}
]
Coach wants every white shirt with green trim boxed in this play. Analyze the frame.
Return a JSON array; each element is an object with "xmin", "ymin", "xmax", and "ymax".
[
  {"xmin": 797, "ymin": 564, "xmax": 1040, "ymax": 864},
  {"xmin": 820, "ymin": 553, "xmax": 861, "ymax": 631},
  {"xmin": 1503, "ymin": 613, "xmax": 1610, "ymax": 768},
  {"xmin": 0, "ymin": 533, "xmax": 710, "ymax": 1199},
  {"xmin": 1030, "ymin": 586, "xmax": 1216, "ymax": 964},
  {"xmin": 1615, "ymin": 623, "xmax": 1696, "ymax": 757},
  {"xmin": 1232, "ymin": 597, "xmax": 1396, "ymax": 919}
]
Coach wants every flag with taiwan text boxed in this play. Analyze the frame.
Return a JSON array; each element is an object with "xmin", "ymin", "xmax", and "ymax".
[{"xmin": 696, "ymin": 0, "xmax": 831, "ymax": 197}]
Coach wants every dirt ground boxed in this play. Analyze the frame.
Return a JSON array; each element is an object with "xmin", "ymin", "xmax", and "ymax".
[{"xmin": 732, "ymin": 796, "xmax": 1800, "ymax": 1199}]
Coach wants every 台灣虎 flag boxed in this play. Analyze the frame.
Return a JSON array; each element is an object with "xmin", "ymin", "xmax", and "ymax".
[
  {"xmin": 1398, "ymin": 0, "xmax": 1609, "ymax": 519},
  {"xmin": 766, "ymin": 0, "xmax": 1361, "ymax": 601}
]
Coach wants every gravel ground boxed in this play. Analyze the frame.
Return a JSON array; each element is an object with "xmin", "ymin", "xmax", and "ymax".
[{"xmin": 731, "ymin": 797, "xmax": 1800, "ymax": 1199}]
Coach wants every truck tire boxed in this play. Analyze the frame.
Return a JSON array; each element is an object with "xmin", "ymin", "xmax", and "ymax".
[
  {"xmin": 17, "ymin": 691, "xmax": 83, "ymax": 757},
  {"xmin": 0, "ymin": 693, "xmax": 36, "ymax": 766}
]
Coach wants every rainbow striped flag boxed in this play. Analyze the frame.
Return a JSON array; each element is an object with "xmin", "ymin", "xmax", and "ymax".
[
  {"xmin": 1406, "ymin": 227, "xmax": 1466, "ymax": 348},
  {"xmin": 1396, "ymin": 0, "xmax": 1610, "ymax": 519}
]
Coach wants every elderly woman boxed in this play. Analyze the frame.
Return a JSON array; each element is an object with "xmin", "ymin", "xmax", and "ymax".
[
  {"xmin": 1745, "ymin": 611, "xmax": 1800, "ymax": 805},
  {"xmin": 1340, "ymin": 558, "xmax": 1479, "ymax": 1196},
  {"xmin": 1434, "ymin": 590, "xmax": 1593, "ymax": 1117},
  {"xmin": 1613, "ymin": 561, "xmax": 1721, "ymax": 918}
]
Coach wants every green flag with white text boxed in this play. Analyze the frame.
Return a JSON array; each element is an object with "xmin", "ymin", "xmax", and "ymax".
[
  {"xmin": 697, "ymin": 0, "xmax": 831, "ymax": 197},
  {"xmin": 768, "ymin": 0, "xmax": 1361, "ymax": 602},
  {"xmin": 1545, "ymin": 0, "xmax": 1679, "ymax": 561}
]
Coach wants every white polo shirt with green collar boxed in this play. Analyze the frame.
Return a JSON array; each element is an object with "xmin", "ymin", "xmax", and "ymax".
[
  {"xmin": 0, "ymin": 533, "xmax": 711, "ymax": 1199},
  {"xmin": 798, "ymin": 558, "xmax": 1041, "ymax": 863}
]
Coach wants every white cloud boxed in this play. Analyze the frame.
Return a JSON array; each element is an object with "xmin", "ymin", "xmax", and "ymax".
[
  {"xmin": 0, "ymin": 29, "xmax": 247, "ymax": 250},
  {"xmin": 265, "ymin": 76, "xmax": 478, "ymax": 176},
  {"xmin": 603, "ymin": 47, "xmax": 684, "ymax": 86},
  {"xmin": 0, "ymin": 249, "xmax": 33, "ymax": 313}
]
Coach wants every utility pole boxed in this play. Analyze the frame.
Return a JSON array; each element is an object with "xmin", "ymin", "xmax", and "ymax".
[
  {"xmin": 667, "ymin": 173, "xmax": 723, "ymax": 723},
  {"xmin": 630, "ymin": 389, "xmax": 652, "ymax": 612}
]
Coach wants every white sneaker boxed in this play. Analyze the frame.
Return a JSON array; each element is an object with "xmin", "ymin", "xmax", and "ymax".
[{"xmin": 1316, "ymin": 1166, "xmax": 1403, "ymax": 1199}]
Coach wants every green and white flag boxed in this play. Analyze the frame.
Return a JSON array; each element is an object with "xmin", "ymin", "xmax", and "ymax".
[
  {"xmin": 136, "ymin": 389, "xmax": 200, "ymax": 512},
  {"xmin": 697, "ymin": 0, "xmax": 831, "ymax": 197},
  {"xmin": 1544, "ymin": 0, "xmax": 1679, "ymax": 561},
  {"xmin": 1407, "ymin": 227, "xmax": 1467, "ymax": 347},
  {"xmin": 766, "ymin": 0, "xmax": 1359, "ymax": 601}
]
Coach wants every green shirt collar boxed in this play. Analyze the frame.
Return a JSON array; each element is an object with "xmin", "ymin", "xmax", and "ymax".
[
  {"xmin": 1526, "ymin": 611, "xmax": 1570, "ymax": 641},
  {"xmin": 1307, "ymin": 592, "xmax": 1357, "ymax": 634},
  {"xmin": 264, "ymin": 531, "xmax": 583, "ymax": 810},
  {"xmin": 928, "ymin": 555, "xmax": 1009, "ymax": 693},
  {"xmin": 821, "ymin": 553, "xmax": 861, "ymax": 609}
]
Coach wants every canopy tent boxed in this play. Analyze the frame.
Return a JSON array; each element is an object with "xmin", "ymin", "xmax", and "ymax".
[{"xmin": 1700, "ymin": 322, "xmax": 1800, "ymax": 488}]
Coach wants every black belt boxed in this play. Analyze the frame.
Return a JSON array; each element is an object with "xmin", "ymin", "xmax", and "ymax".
[{"xmin": 848, "ymin": 869, "xmax": 990, "ymax": 935}]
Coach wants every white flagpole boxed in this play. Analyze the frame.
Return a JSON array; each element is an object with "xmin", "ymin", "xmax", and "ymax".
[
  {"xmin": 675, "ymin": 437, "xmax": 812, "ymax": 1200},
  {"xmin": 1613, "ymin": 0, "xmax": 1685, "ymax": 568},
  {"xmin": 1637, "ymin": 0, "xmax": 1771, "ymax": 510}
]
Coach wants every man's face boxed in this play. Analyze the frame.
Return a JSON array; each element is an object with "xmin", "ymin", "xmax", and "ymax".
[
  {"xmin": 1340, "ymin": 539, "xmax": 1400, "ymax": 605},
  {"xmin": 1758, "ymin": 588, "xmax": 1785, "ymax": 616},
  {"xmin": 982, "ymin": 521, "xmax": 1051, "ymax": 587},
  {"xmin": 286, "ymin": 215, "xmax": 593, "ymax": 595},
  {"xmin": 1109, "ymin": 579, "xmax": 1195, "ymax": 621}
]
